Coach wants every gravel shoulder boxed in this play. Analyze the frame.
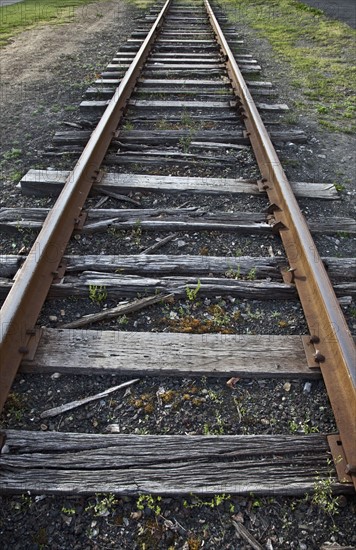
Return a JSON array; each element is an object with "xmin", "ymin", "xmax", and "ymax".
[{"xmin": 0, "ymin": 1, "xmax": 356, "ymax": 549}]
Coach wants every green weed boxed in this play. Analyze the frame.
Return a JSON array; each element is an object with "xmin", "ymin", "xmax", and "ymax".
[
  {"xmin": 186, "ymin": 279, "xmax": 201, "ymax": 301},
  {"xmin": 85, "ymin": 493, "xmax": 118, "ymax": 517},
  {"xmin": 136, "ymin": 494, "xmax": 162, "ymax": 516},
  {"xmin": 310, "ymin": 461, "xmax": 340, "ymax": 516},
  {"xmin": 3, "ymin": 148, "xmax": 22, "ymax": 160},
  {"xmin": 183, "ymin": 493, "xmax": 234, "ymax": 512},
  {"xmin": 89, "ymin": 284, "xmax": 107, "ymax": 305},
  {"xmin": 61, "ymin": 506, "xmax": 76, "ymax": 516}
]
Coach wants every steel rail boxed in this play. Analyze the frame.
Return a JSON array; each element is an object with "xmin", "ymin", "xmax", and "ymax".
[
  {"xmin": 0, "ymin": 0, "xmax": 172, "ymax": 412},
  {"xmin": 204, "ymin": 0, "xmax": 356, "ymax": 489}
]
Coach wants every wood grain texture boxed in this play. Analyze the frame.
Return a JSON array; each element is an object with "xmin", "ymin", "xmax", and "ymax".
[
  {"xmin": 2, "ymin": 207, "xmax": 353, "ymax": 234},
  {"xmin": 20, "ymin": 169, "xmax": 339, "ymax": 199},
  {"xmin": 1, "ymin": 272, "xmax": 354, "ymax": 300},
  {"xmin": 1, "ymin": 431, "xmax": 351, "ymax": 495},
  {"xmin": 1, "ymin": 254, "xmax": 354, "ymax": 281},
  {"xmin": 20, "ymin": 328, "xmax": 319, "ymax": 378}
]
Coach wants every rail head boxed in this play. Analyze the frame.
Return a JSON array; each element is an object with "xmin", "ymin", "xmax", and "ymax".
[{"xmin": 204, "ymin": 0, "xmax": 356, "ymax": 489}]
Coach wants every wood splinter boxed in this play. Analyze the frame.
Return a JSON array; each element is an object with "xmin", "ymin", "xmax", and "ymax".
[
  {"xmin": 232, "ymin": 520, "xmax": 263, "ymax": 550},
  {"xmin": 40, "ymin": 379, "xmax": 139, "ymax": 419}
]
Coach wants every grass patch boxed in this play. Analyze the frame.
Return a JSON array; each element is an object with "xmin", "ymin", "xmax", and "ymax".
[
  {"xmin": 222, "ymin": 0, "xmax": 356, "ymax": 133},
  {"xmin": 0, "ymin": 0, "xmax": 108, "ymax": 46}
]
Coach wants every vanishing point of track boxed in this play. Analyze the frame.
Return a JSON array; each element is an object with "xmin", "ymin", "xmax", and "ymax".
[{"xmin": 0, "ymin": 0, "xmax": 355, "ymax": 495}]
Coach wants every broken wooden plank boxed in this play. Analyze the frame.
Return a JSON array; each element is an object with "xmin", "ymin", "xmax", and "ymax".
[
  {"xmin": 19, "ymin": 170, "xmax": 338, "ymax": 199},
  {"xmin": 63, "ymin": 254, "xmax": 285, "ymax": 278},
  {"xmin": 232, "ymin": 521, "xmax": 263, "ymax": 550},
  {"xmin": 61, "ymin": 293, "xmax": 174, "ymax": 329},
  {"xmin": 109, "ymin": 150, "xmax": 238, "ymax": 166},
  {"xmin": 54, "ymin": 274, "xmax": 297, "ymax": 299},
  {"xmin": 19, "ymin": 328, "xmax": 318, "ymax": 377},
  {"xmin": 1, "ymin": 273, "xmax": 313, "ymax": 300},
  {"xmin": 40, "ymin": 379, "xmax": 139, "ymax": 418},
  {"xmin": 1, "ymin": 432, "xmax": 351, "ymax": 495},
  {"xmin": 2, "ymin": 254, "xmax": 354, "ymax": 281},
  {"xmin": 139, "ymin": 233, "xmax": 179, "ymax": 254},
  {"xmin": 2, "ymin": 207, "xmax": 354, "ymax": 234}
]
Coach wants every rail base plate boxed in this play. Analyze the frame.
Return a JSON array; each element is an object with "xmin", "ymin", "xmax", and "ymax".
[{"xmin": 327, "ymin": 434, "xmax": 354, "ymax": 484}]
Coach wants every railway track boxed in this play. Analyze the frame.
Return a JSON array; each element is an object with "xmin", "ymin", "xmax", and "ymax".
[{"xmin": 0, "ymin": 0, "xmax": 355, "ymax": 514}]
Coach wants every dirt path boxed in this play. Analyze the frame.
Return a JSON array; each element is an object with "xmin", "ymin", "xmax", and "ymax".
[{"xmin": 0, "ymin": 0, "xmax": 133, "ymax": 85}]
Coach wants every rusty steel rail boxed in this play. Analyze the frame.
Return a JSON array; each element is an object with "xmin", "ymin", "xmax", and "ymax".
[
  {"xmin": 0, "ymin": 0, "xmax": 172, "ymax": 412},
  {"xmin": 204, "ymin": 0, "xmax": 356, "ymax": 489}
]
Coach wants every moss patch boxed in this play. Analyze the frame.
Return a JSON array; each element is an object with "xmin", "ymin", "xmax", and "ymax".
[{"xmin": 221, "ymin": 0, "xmax": 356, "ymax": 133}]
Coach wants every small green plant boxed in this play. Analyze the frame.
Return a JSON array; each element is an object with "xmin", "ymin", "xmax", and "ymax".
[
  {"xmin": 61, "ymin": 506, "xmax": 76, "ymax": 516},
  {"xmin": 123, "ymin": 120, "xmax": 134, "ymax": 131},
  {"xmin": 289, "ymin": 418, "xmax": 319, "ymax": 434},
  {"xmin": 181, "ymin": 110, "xmax": 194, "ymax": 128},
  {"xmin": 89, "ymin": 284, "xmax": 107, "ymax": 305},
  {"xmin": 136, "ymin": 494, "xmax": 162, "ymax": 516},
  {"xmin": 334, "ymin": 183, "xmax": 345, "ymax": 192},
  {"xmin": 310, "ymin": 464, "xmax": 340, "ymax": 516},
  {"xmin": 245, "ymin": 305, "xmax": 263, "ymax": 320},
  {"xmin": 179, "ymin": 134, "xmax": 192, "ymax": 153},
  {"xmin": 214, "ymin": 412, "xmax": 225, "ymax": 434},
  {"xmin": 118, "ymin": 314, "xmax": 129, "ymax": 326},
  {"xmin": 289, "ymin": 420, "xmax": 299, "ymax": 433},
  {"xmin": 85, "ymin": 493, "xmax": 118, "ymax": 517},
  {"xmin": 2, "ymin": 392, "xmax": 25, "ymax": 422},
  {"xmin": 203, "ymin": 411, "xmax": 225, "ymax": 435},
  {"xmin": 203, "ymin": 423, "xmax": 211, "ymax": 435},
  {"xmin": 183, "ymin": 493, "xmax": 233, "ymax": 511},
  {"xmin": 225, "ymin": 266, "xmax": 241, "ymax": 279},
  {"xmin": 3, "ymin": 148, "xmax": 22, "ymax": 160},
  {"xmin": 108, "ymin": 226, "xmax": 122, "ymax": 238},
  {"xmin": 10, "ymin": 170, "xmax": 23, "ymax": 182},
  {"xmin": 211, "ymin": 308, "xmax": 230, "ymax": 327},
  {"xmin": 252, "ymin": 498, "xmax": 262, "ymax": 508},
  {"xmin": 186, "ymin": 279, "xmax": 201, "ymax": 301},
  {"xmin": 246, "ymin": 267, "xmax": 257, "ymax": 281},
  {"xmin": 207, "ymin": 389, "xmax": 222, "ymax": 403}
]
